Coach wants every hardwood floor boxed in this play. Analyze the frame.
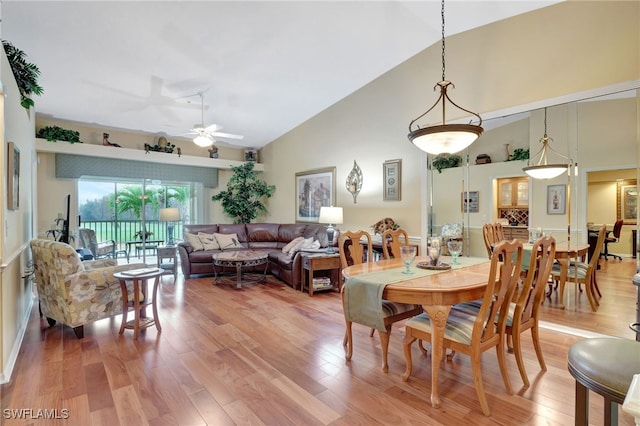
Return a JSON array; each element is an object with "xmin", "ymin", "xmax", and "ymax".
[{"xmin": 2, "ymin": 257, "xmax": 638, "ymax": 425}]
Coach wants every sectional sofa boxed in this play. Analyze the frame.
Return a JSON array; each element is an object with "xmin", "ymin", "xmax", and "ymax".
[{"xmin": 177, "ymin": 223, "xmax": 339, "ymax": 289}]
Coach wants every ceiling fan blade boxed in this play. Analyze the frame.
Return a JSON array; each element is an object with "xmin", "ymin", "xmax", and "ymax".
[
  {"xmin": 210, "ymin": 131, "xmax": 244, "ymax": 140},
  {"xmin": 204, "ymin": 123, "xmax": 222, "ymax": 132}
]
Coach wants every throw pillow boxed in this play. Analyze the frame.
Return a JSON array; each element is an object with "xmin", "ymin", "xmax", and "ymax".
[
  {"xmin": 282, "ymin": 236, "xmax": 304, "ymax": 254},
  {"xmin": 184, "ymin": 233, "xmax": 205, "ymax": 251},
  {"xmin": 197, "ymin": 232, "xmax": 220, "ymax": 250},
  {"xmin": 214, "ymin": 233, "xmax": 243, "ymax": 250},
  {"xmin": 289, "ymin": 237, "xmax": 314, "ymax": 255}
]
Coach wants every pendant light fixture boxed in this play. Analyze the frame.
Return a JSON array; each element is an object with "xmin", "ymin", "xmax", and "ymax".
[
  {"xmin": 523, "ymin": 107, "xmax": 571, "ymax": 179},
  {"xmin": 408, "ymin": 0, "xmax": 483, "ymax": 155}
]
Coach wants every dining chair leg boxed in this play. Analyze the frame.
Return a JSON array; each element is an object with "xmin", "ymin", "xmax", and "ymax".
[
  {"xmin": 511, "ymin": 329, "xmax": 530, "ymax": 388},
  {"xmin": 344, "ymin": 321, "xmax": 354, "ymax": 361},
  {"xmin": 497, "ymin": 338, "xmax": 514, "ymax": 395},
  {"xmin": 418, "ymin": 339, "xmax": 428, "ymax": 356},
  {"xmin": 369, "ymin": 328, "xmax": 375, "ymax": 337},
  {"xmin": 531, "ymin": 323, "xmax": 547, "ymax": 372},
  {"xmin": 584, "ymin": 281, "xmax": 599, "ymax": 312},
  {"xmin": 379, "ymin": 327, "xmax": 391, "ymax": 373},
  {"xmin": 471, "ymin": 349, "xmax": 491, "ymax": 416},
  {"xmin": 402, "ymin": 334, "xmax": 416, "ymax": 381}
]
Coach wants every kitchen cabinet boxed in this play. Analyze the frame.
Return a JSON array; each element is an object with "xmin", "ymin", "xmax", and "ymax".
[{"xmin": 498, "ymin": 177, "xmax": 529, "ymax": 208}]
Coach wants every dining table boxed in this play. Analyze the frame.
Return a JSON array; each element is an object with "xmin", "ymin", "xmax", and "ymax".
[{"xmin": 342, "ymin": 255, "xmax": 491, "ymax": 409}]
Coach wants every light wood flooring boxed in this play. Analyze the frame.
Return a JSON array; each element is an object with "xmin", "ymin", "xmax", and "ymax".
[{"xmin": 1, "ymin": 256, "xmax": 638, "ymax": 425}]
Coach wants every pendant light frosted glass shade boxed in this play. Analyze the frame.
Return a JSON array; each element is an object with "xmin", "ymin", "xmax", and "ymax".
[
  {"xmin": 407, "ymin": 0, "xmax": 483, "ymax": 156},
  {"xmin": 193, "ymin": 134, "xmax": 214, "ymax": 147},
  {"xmin": 523, "ymin": 108, "xmax": 571, "ymax": 179},
  {"xmin": 523, "ymin": 163, "xmax": 568, "ymax": 179},
  {"xmin": 409, "ymin": 123, "xmax": 483, "ymax": 155}
]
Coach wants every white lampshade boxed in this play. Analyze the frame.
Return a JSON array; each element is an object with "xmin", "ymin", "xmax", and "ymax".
[
  {"xmin": 159, "ymin": 207, "xmax": 181, "ymax": 222},
  {"xmin": 318, "ymin": 206, "xmax": 343, "ymax": 225},
  {"xmin": 193, "ymin": 134, "xmax": 214, "ymax": 147}
]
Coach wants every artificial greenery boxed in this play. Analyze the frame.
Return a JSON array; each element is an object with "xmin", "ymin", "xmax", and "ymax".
[
  {"xmin": 508, "ymin": 148, "xmax": 530, "ymax": 161},
  {"xmin": 432, "ymin": 153, "xmax": 462, "ymax": 173},
  {"xmin": 2, "ymin": 40, "xmax": 43, "ymax": 110},
  {"xmin": 212, "ymin": 162, "xmax": 276, "ymax": 224},
  {"xmin": 37, "ymin": 125, "xmax": 81, "ymax": 143}
]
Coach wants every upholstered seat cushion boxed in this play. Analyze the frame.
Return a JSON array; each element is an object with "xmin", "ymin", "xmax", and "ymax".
[
  {"xmin": 568, "ymin": 337, "xmax": 640, "ymax": 403},
  {"xmin": 551, "ymin": 263, "xmax": 587, "ymax": 279},
  {"xmin": 381, "ymin": 300, "xmax": 421, "ymax": 318},
  {"xmin": 406, "ymin": 310, "xmax": 481, "ymax": 346}
]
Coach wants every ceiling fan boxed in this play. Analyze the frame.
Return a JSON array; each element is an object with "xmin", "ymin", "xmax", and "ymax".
[{"xmin": 187, "ymin": 92, "xmax": 243, "ymax": 147}]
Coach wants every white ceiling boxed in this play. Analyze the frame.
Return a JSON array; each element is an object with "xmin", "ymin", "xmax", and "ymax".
[{"xmin": 1, "ymin": 1, "xmax": 558, "ymax": 148}]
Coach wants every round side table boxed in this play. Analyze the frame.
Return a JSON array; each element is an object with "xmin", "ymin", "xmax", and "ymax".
[{"xmin": 114, "ymin": 268, "xmax": 164, "ymax": 339}]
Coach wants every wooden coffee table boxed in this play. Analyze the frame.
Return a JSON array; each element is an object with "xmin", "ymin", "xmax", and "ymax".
[{"xmin": 213, "ymin": 250, "xmax": 270, "ymax": 289}]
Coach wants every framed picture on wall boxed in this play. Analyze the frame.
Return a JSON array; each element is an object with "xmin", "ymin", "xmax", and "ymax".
[
  {"xmin": 383, "ymin": 159, "xmax": 401, "ymax": 201},
  {"xmin": 547, "ymin": 184, "xmax": 566, "ymax": 215},
  {"xmin": 295, "ymin": 167, "xmax": 336, "ymax": 222},
  {"xmin": 461, "ymin": 191, "xmax": 479, "ymax": 213},
  {"xmin": 617, "ymin": 180, "xmax": 637, "ymax": 225},
  {"xmin": 7, "ymin": 141, "xmax": 19, "ymax": 210}
]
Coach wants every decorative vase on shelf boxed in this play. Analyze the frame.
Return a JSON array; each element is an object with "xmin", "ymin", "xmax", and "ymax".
[{"xmin": 504, "ymin": 143, "xmax": 511, "ymax": 161}]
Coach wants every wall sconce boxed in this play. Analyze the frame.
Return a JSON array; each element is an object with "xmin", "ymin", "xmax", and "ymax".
[{"xmin": 346, "ymin": 160, "xmax": 363, "ymax": 203}]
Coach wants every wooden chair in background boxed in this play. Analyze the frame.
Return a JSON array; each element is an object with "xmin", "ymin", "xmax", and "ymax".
[
  {"xmin": 381, "ymin": 228, "xmax": 409, "ymax": 259},
  {"xmin": 550, "ymin": 224, "xmax": 606, "ymax": 312}
]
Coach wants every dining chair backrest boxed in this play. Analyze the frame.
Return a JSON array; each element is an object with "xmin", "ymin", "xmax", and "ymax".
[
  {"xmin": 381, "ymin": 228, "xmax": 409, "ymax": 260},
  {"xmin": 493, "ymin": 222, "xmax": 505, "ymax": 241},
  {"xmin": 589, "ymin": 224, "xmax": 607, "ymax": 267},
  {"xmin": 476, "ymin": 239, "xmax": 523, "ymax": 343},
  {"xmin": 517, "ymin": 235, "xmax": 556, "ymax": 325},
  {"xmin": 339, "ymin": 230, "xmax": 372, "ymax": 268},
  {"xmin": 482, "ymin": 224, "xmax": 497, "ymax": 258}
]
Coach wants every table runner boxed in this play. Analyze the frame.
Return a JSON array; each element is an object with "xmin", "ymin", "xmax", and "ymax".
[{"xmin": 343, "ymin": 256, "xmax": 488, "ymax": 331}]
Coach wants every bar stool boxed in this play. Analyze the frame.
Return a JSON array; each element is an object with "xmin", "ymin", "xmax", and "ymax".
[{"xmin": 568, "ymin": 337, "xmax": 640, "ymax": 425}]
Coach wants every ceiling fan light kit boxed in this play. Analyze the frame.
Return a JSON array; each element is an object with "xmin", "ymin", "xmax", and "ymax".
[{"xmin": 189, "ymin": 92, "xmax": 243, "ymax": 147}]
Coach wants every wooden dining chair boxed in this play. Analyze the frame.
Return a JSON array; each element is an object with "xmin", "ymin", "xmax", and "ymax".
[
  {"xmin": 452, "ymin": 236, "xmax": 556, "ymax": 388},
  {"xmin": 340, "ymin": 230, "xmax": 422, "ymax": 373},
  {"xmin": 402, "ymin": 239, "xmax": 523, "ymax": 416},
  {"xmin": 482, "ymin": 223, "xmax": 503, "ymax": 258},
  {"xmin": 381, "ymin": 228, "xmax": 410, "ymax": 259},
  {"xmin": 550, "ymin": 224, "xmax": 606, "ymax": 312}
]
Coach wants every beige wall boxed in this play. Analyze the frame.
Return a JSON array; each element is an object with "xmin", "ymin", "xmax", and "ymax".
[
  {"xmin": 1, "ymin": 48, "xmax": 37, "ymax": 383},
  {"xmin": 261, "ymin": 1, "xmax": 639, "ymax": 256}
]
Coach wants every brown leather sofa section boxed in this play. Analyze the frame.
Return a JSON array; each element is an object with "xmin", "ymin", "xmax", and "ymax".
[{"xmin": 177, "ymin": 223, "xmax": 338, "ymax": 289}]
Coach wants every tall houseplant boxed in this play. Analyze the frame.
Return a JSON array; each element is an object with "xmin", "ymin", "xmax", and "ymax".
[
  {"xmin": 2, "ymin": 40, "xmax": 43, "ymax": 110},
  {"xmin": 212, "ymin": 162, "xmax": 275, "ymax": 224}
]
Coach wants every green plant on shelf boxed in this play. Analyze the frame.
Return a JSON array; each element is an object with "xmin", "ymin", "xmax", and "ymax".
[
  {"xmin": 37, "ymin": 125, "xmax": 81, "ymax": 143},
  {"xmin": 508, "ymin": 148, "xmax": 530, "ymax": 161},
  {"xmin": 432, "ymin": 153, "xmax": 462, "ymax": 173}
]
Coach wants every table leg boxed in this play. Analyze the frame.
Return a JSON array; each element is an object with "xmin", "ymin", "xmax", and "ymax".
[
  {"xmin": 119, "ymin": 279, "xmax": 128, "ymax": 335},
  {"xmin": 133, "ymin": 278, "xmax": 141, "ymax": 339},
  {"xmin": 557, "ymin": 258, "xmax": 569, "ymax": 309},
  {"xmin": 236, "ymin": 263, "xmax": 242, "ymax": 289},
  {"xmin": 423, "ymin": 304, "xmax": 451, "ymax": 409},
  {"xmin": 151, "ymin": 276, "xmax": 162, "ymax": 333}
]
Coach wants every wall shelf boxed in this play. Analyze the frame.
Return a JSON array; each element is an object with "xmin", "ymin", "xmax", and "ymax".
[{"xmin": 35, "ymin": 139, "xmax": 264, "ymax": 171}]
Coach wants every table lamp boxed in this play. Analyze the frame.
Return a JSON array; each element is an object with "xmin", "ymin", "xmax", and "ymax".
[
  {"xmin": 318, "ymin": 206, "xmax": 343, "ymax": 254},
  {"xmin": 159, "ymin": 207, "xmax": 181, "ymax": 246}
]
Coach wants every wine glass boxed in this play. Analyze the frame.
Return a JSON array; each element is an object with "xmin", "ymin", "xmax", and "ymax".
[
  {"xmin": 400, "ymin": 245, "xmax": 417, "ymax": 274},
  {"xmin": 447, "ymin": 240, "xmax": 463, "ymax": 265}
]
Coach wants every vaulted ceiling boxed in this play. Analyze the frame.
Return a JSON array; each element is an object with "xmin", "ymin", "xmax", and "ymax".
[{"xmin": 1, "ymin": 1, "xmax": 558, "ymax": 148}]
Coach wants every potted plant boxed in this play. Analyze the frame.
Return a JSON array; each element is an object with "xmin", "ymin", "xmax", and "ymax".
[
  {"xmin": 2, "ymin": 40, "xmax": 43, "ymax": 110},
  {"xmin": 507, "ymin": 148, "xmax": 530, "ymax": 161},
  {"xmin": 37, "ymin": 125, "xmax": 81, "ymax": 143},
  {"xmin": 133, "ymin": 230, "xmax": 153, "ymax": 240},
  {"xmin": 432, "ymin": 153, "xmax": 462, "ymax": 173},
  {"xmin": 212, "ymin": 162, "xmax": 275, "ymax": 224}
]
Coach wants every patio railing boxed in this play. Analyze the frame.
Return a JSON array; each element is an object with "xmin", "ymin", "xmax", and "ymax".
[{"xmin": 78, "ymin": 220, "xmax": 183, "ymax": 250}]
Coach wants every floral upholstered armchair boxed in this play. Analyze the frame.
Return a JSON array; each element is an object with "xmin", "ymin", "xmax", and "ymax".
[{"xmin": 30, "ymin": 239, "xmax": 145, "ymax": 338}]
